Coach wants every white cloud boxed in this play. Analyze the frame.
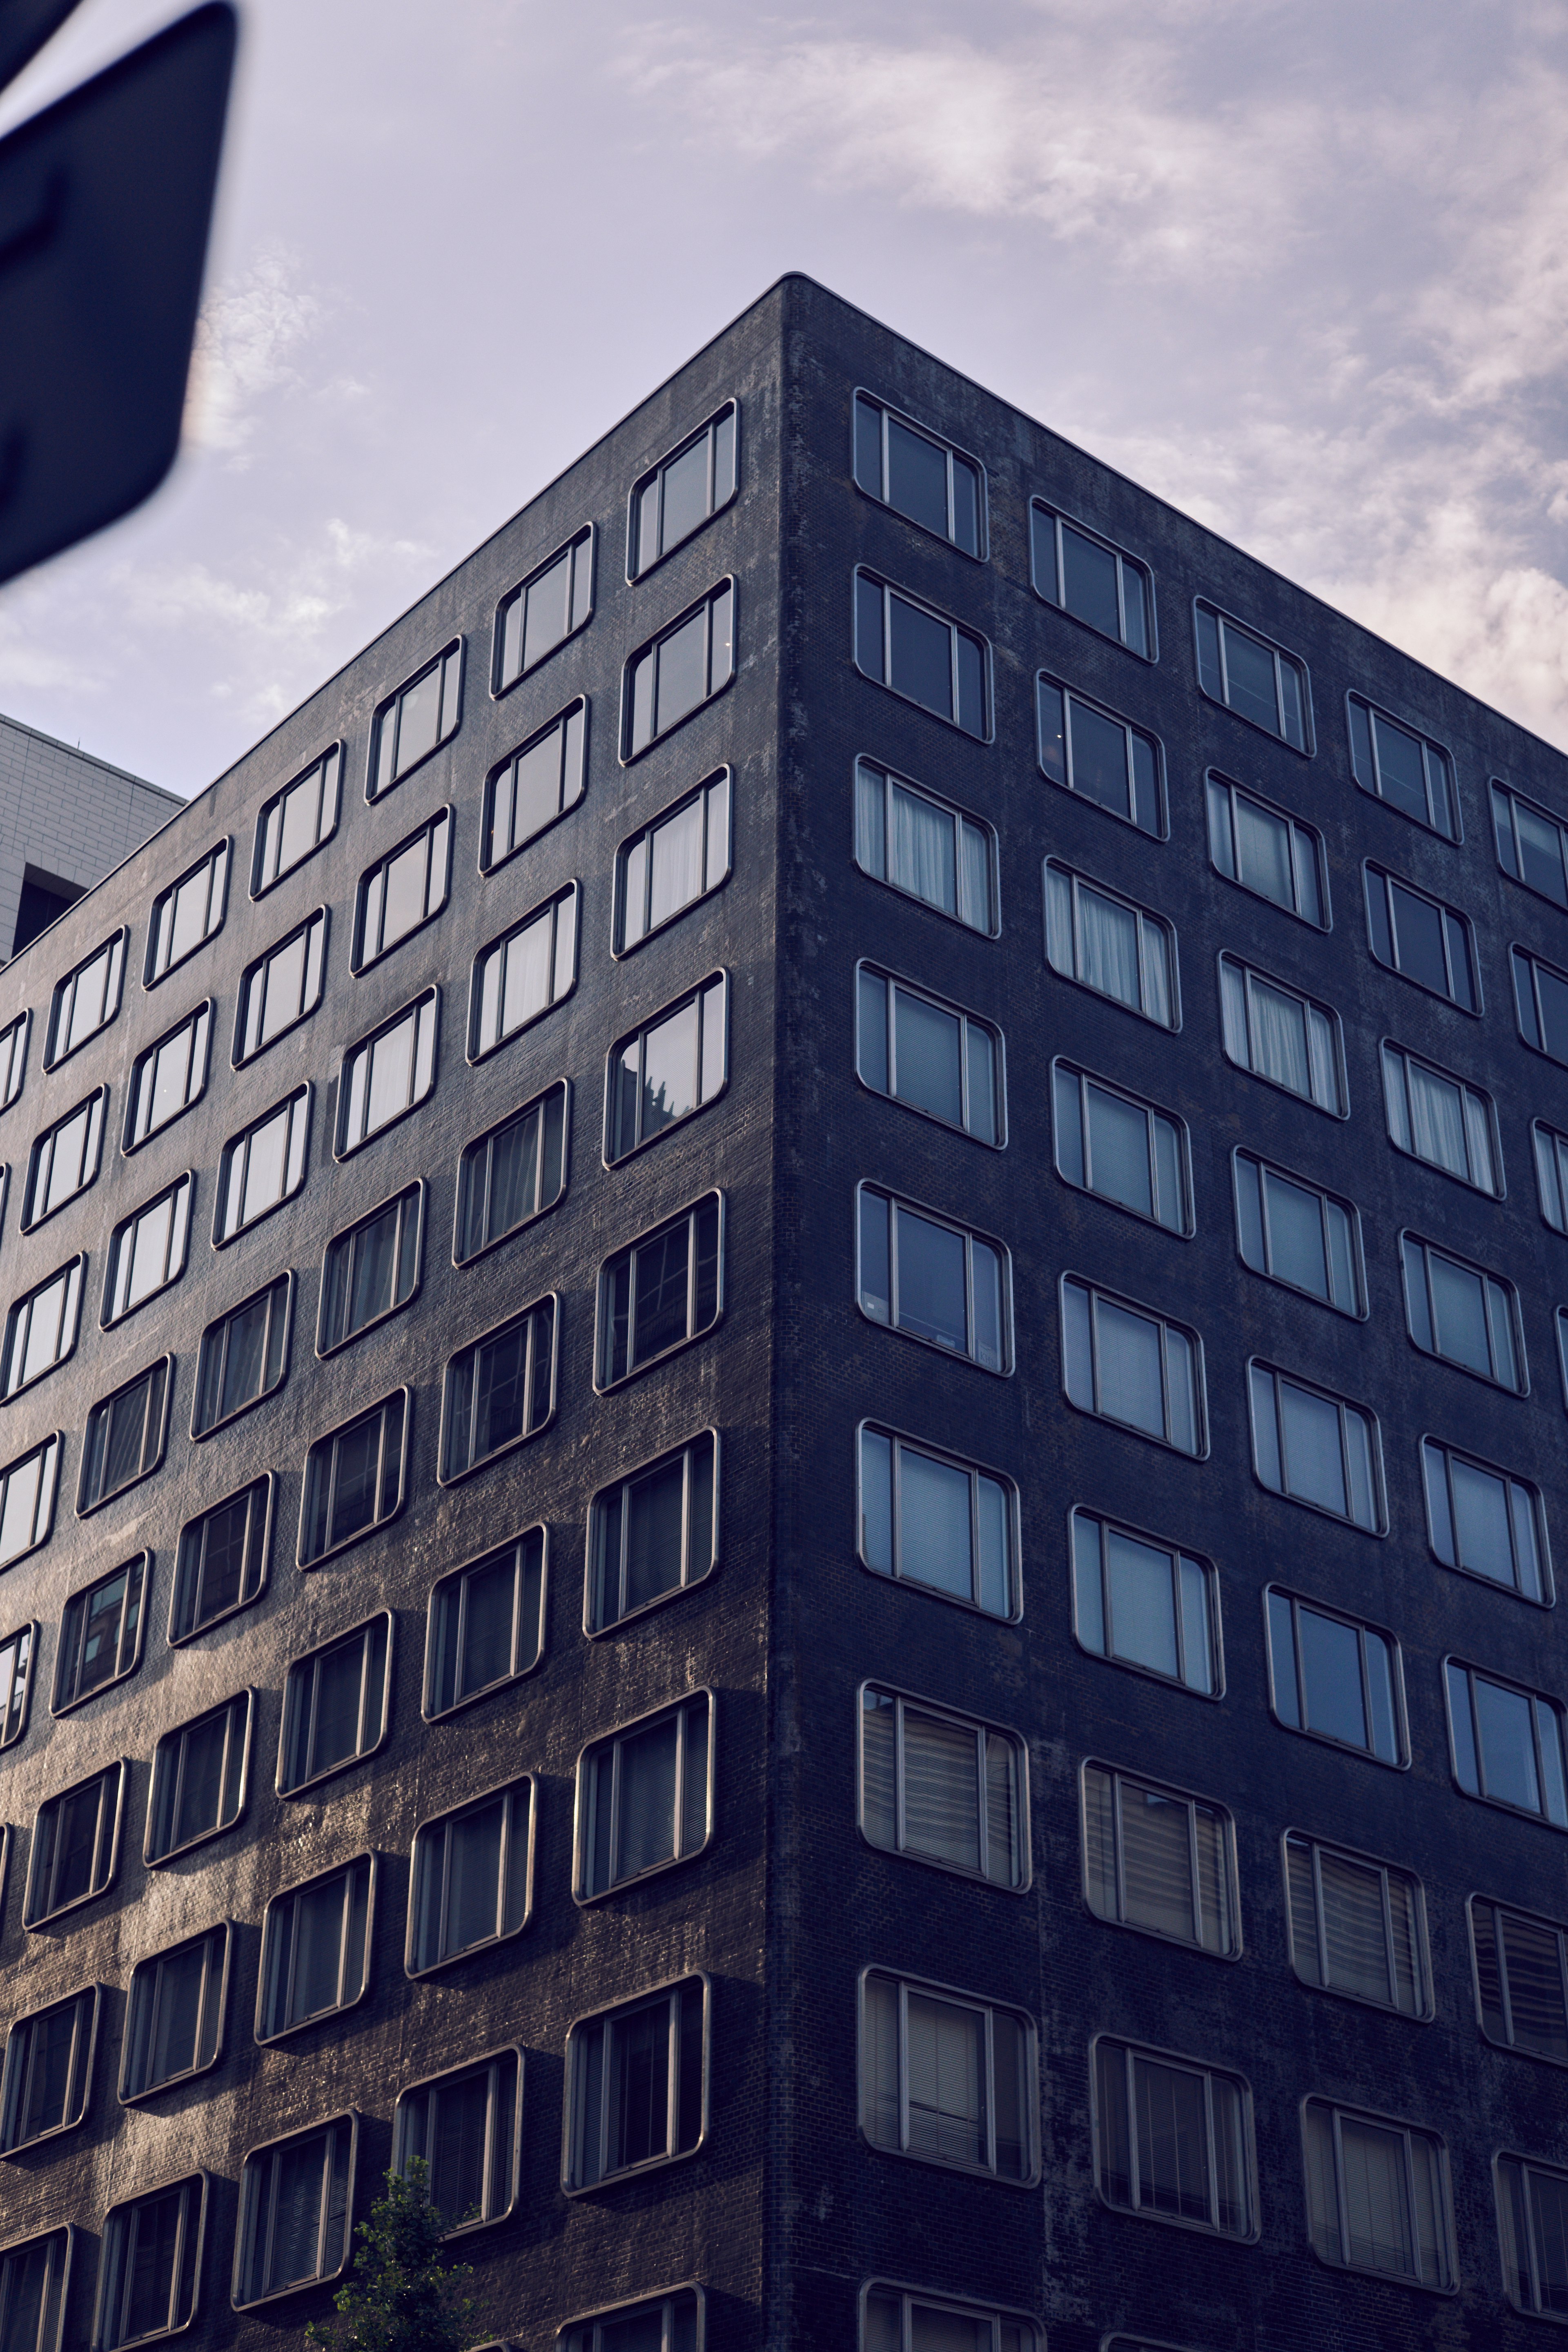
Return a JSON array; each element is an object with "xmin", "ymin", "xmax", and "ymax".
[{"xmin": 183, "ymin": 244, "xmax": 327, "ymax": 466}]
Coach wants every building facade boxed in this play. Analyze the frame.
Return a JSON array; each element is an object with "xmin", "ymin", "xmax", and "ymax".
[
  {"xmin": 0, "ymin": 713, "xmax": 182, "ymax": 959},
  {"xmin": 1, "ymin": 273, "xmax": 1568, "ymax": 2352}
]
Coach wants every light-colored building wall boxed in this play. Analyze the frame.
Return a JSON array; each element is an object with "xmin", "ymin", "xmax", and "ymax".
[{"xmin": 0, "ymin": 709, "xmax": 183, "ymax": 958}]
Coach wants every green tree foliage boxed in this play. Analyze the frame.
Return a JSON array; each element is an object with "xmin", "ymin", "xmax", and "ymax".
[{"xmin": 305, "ymin": 2158, "xmax": 488, "ymax": 2352}]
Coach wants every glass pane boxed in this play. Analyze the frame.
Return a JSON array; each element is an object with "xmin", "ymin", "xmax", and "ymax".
[
  {"xmin": 904, "ymin": 1993, "xmax": 985, "ymax": 2166},
  {"xmin": 1068, "ymin": 699, "xmax": 1131, "ymax": 817},
  {"xmin": 1105, "ymin": 1532, "xmax": 1179, "ymax": 1678},
  {"xmin": 1234, "ymin": 795, "xmax": 1294, "ymax": 906},
  {"xmin": 893, "ymin": 1211, "xmax": 968, "ymax": 1354},
  {"xmin": 1093, "ymin": 1301, "xmax": 1165, "ymax": 1438},
  {"xmin": 1318, "ymin": 1851, "xmax": 1394, "ymax": 2005},
  {"xmin": 1222, "ymin": 626, "xmax": 1279, "ymax": 731},
  {"xmin": 653, "ymin": 609, "xmax": 707, "ymax": 734},
  {"xmin": 1060, "ymin": 526, "xmax": 1120, "ymax": 637},
  {"xmin": 1278, "ymin": 1383, "xmax": 1347, "ymax": 1515},
  {"xmin": 649, "ymin": 795, "xmax": 706, "ymax": 931},
  {"xmin": 1263, "ymin": 1172, "xmax": 1330, "ymax": 1298},
  {"xmin": 1085, "ymin": 1084, "xmax": 1152, "ymax": 1218},
  {"xmin": 660, "ymin": 437, "xmax": 710, "ymax": 551},
  {"xmin": 900, "ymin": 1711, "xmax": 981, "ymax": 1872},
  {"xmin": 894, "ymin": 991, "xmax": 963, "ymax": 1126},
  {"xmin": 897, "ymin": 1448, "xmax": 974, "ymax": 1601},
  {"xmin": 887, "ymin": 595, "xmax": 953, "ymax": 722},
  {"xmin": 886, "ymin": 419, "xmax": 949, "ymax": 536},
  {"xmin": 889, "ymin": 784, "xmax": 956, "ymax": 912},
  {"xmin": 1119, "ymin": 1786, "xmax": 1197, "ymax": 1943},
  {"xmin": 615, "ymin": 1719, "xmax": 679, "ymax": 1880},
  {"xmin": 1297, "ymin": 1607, "xmax": 1369, "ymax": 1748},
  {"xmin": 1130, "ymin": 2055, "xmax": 1211, "ymax": 2222},
  {"xmin": 1474, "ymin": 1677, "xmax": 1542, "ymax": 1813},
  {"xmin": 444, "ymin": 1799, "xmax": 504, "ymax": 1953}
]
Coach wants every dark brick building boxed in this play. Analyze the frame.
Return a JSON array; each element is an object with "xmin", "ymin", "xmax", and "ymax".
[{"xmin": 2, "ymin": 273, "xmax": 1568, "ymax": 2352}]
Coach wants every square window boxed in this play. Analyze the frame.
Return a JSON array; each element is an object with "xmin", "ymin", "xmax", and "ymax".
[
  {"xmin": 1348, "ymin": 694, "xmax": 1457, "ymax": 837},
  {"xmin": 257, "ymin": 1857, "xmax": 374, "ymax": 2041},
  {"xmin": 95, "ymin": 2173, "xmax": 206, "ymax": 2346},
  {"xmin": 1037, "ymin": 675, "xmax": 1163, "ymax": 832},
  {"xmin": 146, "ymin": 1692, "xmax": 252, "ymax": 1864},
  {"xmin": 0, "ymin": 1434, "xmax": 60, "ymax": 1570},
  {"xmin": 125, "ymin": 1004, "xmax": 211, "ymax": 1150},
  {"xmin": 469, "ymin": 884, "xmax": 578, "ymax": 1060},
  {"xmin": 2, "ymin": 1256, "xmax": 83, "ymax": 1395},
  {"xmin": 253, "ymin": 744, "xmax": 341, "ymax": 895},
  {"xmin": 853, "ymin": 759, "xmax": 996, "ymax": 936},
  {"xmin": 78, "ymin": 1359, "xmax": 170, "ymax": 1513},
  {"xmin": 1207, "ymin": 771, "xmax": 1326, "ymax": 925},
  {"xmin": 1094, "ymin": 2036, "xmax": 1254, "ymax": 2236},
  {"xmin": 454, "ymin": 1084, "xmax": 568, "ymax": 1265},
  {"xmin": 24, "ymin": 1762, "xmax": 125, "ymax": 1926},
  {"xmin": 588, "ymin": 1434, "xmax": 716, "ymax": 1634},
  {"xmin": 0, "ymin": 1621, "xmax": 34, "ymax": 1748},
  {"xmin": 1471, "ymin": 1896, "xmax": 1568, "ymax": 2063},
  {"xmin": 1401, "ymin": 1233, "xmax": 1525, "ymax": 1392},
  {"xmin": 861, "ymin": 1970, "xmax": 1036, "ymax": 2182},
  {"xmin": 1053, "ymin": 1062, "xmax": 1189, "ymax": 1233},
  {"xmin": 565, "ymin": 1979, "xmax": 706, "ymax": 2189},
  {"xmin": 1233, "ymin": 1151, "xmax": 1362, "ymax": 1314},
  {"xmin": 861, "ymin": 1685, "xmax": 1026, "ymax": 1889},
  {"xmin": 45, "ymin": 931, "xmax": 125, "ymax": 1067},
  {"xmin": 1304, "ymin": 2098, "xmax": 1454, "ymax": 2288},
  {"xmin": 854, "ymin": 395, "xmax": 983, "ymax": 555},
  {"xmin": 170, "ymin": 1477, "xmax": 270, "ymax": 1643},
  {"xmin": 1196, "ymin": 602, "xmax": 1310, "ymax": 750},
  {"xmin": 319, "ymin": 1183, "xmax": 423, "ymax": 1352},
  {"xmin": 278, "ymin": 1614, "xmax": 392, "ymax": 1795},
  {"xmin": 1071, "ymin": 1510, "xmax": 1218, "ymax": 1693},
  {"xmin": 1046, "ymin": 862, "xmax": 1177, "ymax": 1027},
  {"xmin": 1082, "ymin": 1764, "xmax": 1236, "ymax": 1953},
  {"xmin": 1364, "ymin": 862, "xmax": 1477, "ymax": 1009},
  {"xmin": 1219, "ymin": 954, "xmax": 1344, "ymax": 1112},
  {"xmin": 1494, "ymin": 777, "xmax": 1568, "ymax": 907},
  {"xmin": 1446, "ymin": 1659, "xmax": 1568, "ymax": 1826},
  {"xmin": 575, "ymin": 1695, "xmax": 712, "ymax": 1899},
  {"xmin": 857, "ymin": 967, "xmax": 1002, "ymax": 1147},
  {"xmin": 393, "ymin": 2049, "xmax": 521, "ymax": 2233},
  {"xmin": 23, "ymin": 1088, "xmax": 105, "ymax": 1227},
  {"xmin": 1267, "ymin": 1586, "xmax": 1405, "ymax": 1763},
  {"xmin": 1423, "ymin": 1438, "xmax": 1548, "ymax": 1601},
  {"xmin": 298, "ymin": 1392, "xmax": 408, "ymax": 1566},
  {"xmin": 607, "ymin": 975, "xmax": 728, "ymax": 1162},
  {"xmin": 632, "ymin": 405, "xmax": 738, "ymax": 577},
  {"xmin": 854, "ymin": 568, "xmax": 988, "ymax": 739},
  {"xmin": 1030, "ymin": 501, "xmax": 1150, "ymax": 653},
  {"xmin": 1381, "ymin": 1041, "xmax": 1499, "ymax": 1194},
  {"xmin": 0, "ymin": 2230, "xmax": 71, "ymax": 2352},
  {"xmin": 232, "ymin": 2114, "xmax": 355, "ymax": 2307},
  {"xmin": 425, "ymin": 1529, "xmax": 546, "ymax": 1717},
  {"xmin": 234, "ymin": 909, "xmax": 327, "ymax": 1063},
  {"xmin": 1285, "ymin": 1833, "xmax": 1429, "ymax": 2018},
  {"xmin": 858, "ymin": 1424, "xmax": 1017, "ymax": 1620},
  {"xmin": 595, "ymin": 1194, "xmax": 722, "ymax": 1391},
  {"xmin": 860, "ymin": 1187, "xmax": 1011, "ymax": 1373},
  {"xmin": 53, "ymin": 1553, "xmax": 147, "ymax": 1711},
  {"xmin": 215, "ymin": 1087, "xmax": 310, "ymax": 1243},
  {"xmin": 121, "ymin": 1926, "xmax": 229, "ymax": 2100},
  {"xmin": 407, "ymin": 1778, "xmax": 532, "ymax": 1974},
  {"xmin": 1060, "ymin": 1276, "xmax": 1203, "ymax": 1454},
  {"xmin": 1250, "ymin": 1361, "xmax": 1384, "ymax": 1530}
]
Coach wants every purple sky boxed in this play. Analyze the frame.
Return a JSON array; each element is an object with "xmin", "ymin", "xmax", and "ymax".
[{"xmin": 2, "ymin": 0, "xmax": 1566, "ymax": 795}]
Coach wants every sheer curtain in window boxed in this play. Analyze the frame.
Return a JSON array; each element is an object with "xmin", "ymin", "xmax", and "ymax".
[
  {"xmin": 890, "ymin": 785, "xmax": 956, "ymax": 913},
  {"xmin": 1250, "ymin": 979, "xmax": 1310, "ymax": 1096},
  {"xmin": 1079, "ymin": 889, "xmax": 1140, "ymax": 1009}
]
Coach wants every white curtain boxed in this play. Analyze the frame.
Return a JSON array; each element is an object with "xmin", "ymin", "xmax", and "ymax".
[
  {"xmin": 1250, "ymin": 978, "xmax": 1310, "ymax": 1097},
  {"xmin": 1078, "ymin": 887, "xmax": 1140, "ymax": 1009},
  {"xmin": 1407, "ymin": 1059, "xmax": 1467, "ymax": 1176},
  {"xmin": 889, "ymin": 783, "xmax": 955, "ymax": 914}
]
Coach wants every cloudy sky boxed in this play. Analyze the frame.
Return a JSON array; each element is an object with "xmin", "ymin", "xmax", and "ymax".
[{"xmin": 2, "ymin": 0, "xmax": 1566, "ymax": 796}]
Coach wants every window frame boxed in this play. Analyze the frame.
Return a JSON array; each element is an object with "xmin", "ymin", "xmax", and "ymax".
[
  {"xmin": 858, "ymin": 1964, "xmax": 1040, "ymax": 2187},
  {"xmin": 368, "ymin": 639, "xmax": 463, "ymax": 802},
  {"xmin": 555, "ymin": 2286, "xmax": 704, "ymax": 2352},
  {"xmin": 437, "ymin": 1294, "xmax": 558, "ymax": 1485},
  {"xmin": 315, "ymin": 1185, "xmax": 425, "ymax": 1354},
  {"xmin": 1421, "ymin": 1434, "xmax": 1550, "ymax": 1604},
  {"xmin": 2, "ymin": 1253, "xmax": 84, "ymax": 1397},
  {"xmin": 452, "ymin": 1082, "xmax": 570, "ymax": 1268},
  {"xmin": 22, "ymin": 1085, "xmax": 106, "ymax": 1229},
  {"xmin": 1347, "ymin": 691, "xmax": 1459, "ymax": 840},
  {"xmin": 561, "ymin": 1973, "xmax": 710, "ymax": 2194},
  {"xmin": 612, "ymin": 766, "xmax": 733, "ymax": 955},
  {"xmin": 481, "ymin": 698, "xmax": 588, "ymax": 879},
  {"xmin": 1380, "ymin": 1037, "xmax": 1501, "ymax": 1196},
  {"xmin": 855, "ymin": 1419, "xmax": 1021, "ymax": 1624},
  {"xmin": 251, "ymin": 743, "xmax": 342, "ymax": 898},
  {"xmin": 1282, "ymin": 1827, "xmax": 1432, "ymax": 2022},
  {"xmin": 1512, "ymin": 940, "xmax": 1568, "ymax": 1067},
  {"xmin": 316, "ymin": 1179, "xmax": 425, "ymax": 1356},
  {"xmin": 103, "ymin": 1169, "xmax": 194, "ymax": 1324},
  {"xmin": 24, "ymin": 1760, "xmax": 127, "ymax": 1927},
  {"xmin": 492, "ymin": 527, "xmax": 595, "ymax": 695},
  {"xmin": 1363, "ymin": 859, "xmax": 1479, "ymax": 1012},
  {"xmin": 1036, "ymin": 671, "xmax": 1166, "ymax": 835},
  {"xmin": 94, "ymin": 2169, "xmax": 208, "ymax": 2347},
  {"xmin": 120, "ymin": 1925, "xmax": 231, "ymax": 2104},
  {"xmin": 620, "ymin": 578, "xmax": 737, "ymax": 761},
  {"xmin": 1265, "ymin": 1583, "xmax": 1408, "ymax": 1766},
  {"xmin": 145, "ymin": 1689, "xmax": 254, "ymax": 1866},
  {"xmin": 855, "ymin": 962, "xmax": 1006, "ymax": 1149},
  {"xmin": 392, "ymin": 2045, "xmax": 524, "ymax": 2237},
  {"xmin": 853, "ymin": 565, "xmax": 992, "ymax": 742},
  {"xmin": 296, "ymin": 1388, "xmax": 410, "ymax": 1568},
  {"xmin": 0, "ymin": 1620, "xmax": 35, "ymax": 1750},
  {"xmin": 466, "ymin": 881, "xmax": 579, "ymax": 1064},
  {"xmin": 1232, "ymin": 1148, "xmax": 1365, "ymax": 1318},
  {"xmin": 51, "ymin": 1552, "xmax": 149, "ymax": 1714},
  {"xmin": 572, "ymin": 1691, "xmax": 716, "ymax": 1904},
  {"xmin": 1080, "ymin": 1759, "xmax": 1240, "ymax": 1959},
  {"xmin": 123, "ymin": 1000, "xmax": 212, "ymax": 1153},
  {"xmin": 276, "ymin": 1611, "xmax": 394, "ymax": 1798},
  {"xmin": 851, "ymin": 755, "xmax": 998, "ymax": 938},
  {"xmin": 255, "ymin": 1855, "xmax": 377, "ymax": 2044},
  {"xmin": 593, "ymin": 1190, "xmax": 725, "ymax": 1394},
  {"xmin": 351, "ymin": 806, "xmax": 452, "ymax": 974},
  {"xmin": 214, "ymin": 1084, "xmax": 311, "ymax": 1245},
  {"xmin": 1248, "ymin": 1359, "xmax": 1387, "ymax": 1532},
  {"xmin": 1090, "ymin": 2032, "xmax": 1258, "ymax": 2241},
  {"xmin": 1469, "ymin": 1892, "xmax": 1568, "ymax": 2066},
  {"xmin": 862, "ymin": 2281, "xmax": 1042, "ymax": 2352},
  {"xmin": 1534, "ymin": 1117, "xmax": 1568, "ymax": 1233},
  {"xmin": 629, "ymin": 401, "xmax": 739, "ymax": 580},
  {"xmin": 1301, "ymin": 2094, "xmax": 1456, "ymax": 2292},
  {"xmin": 77, "ymin": 1356, "xmax": 171, "ymax": 1515},
  {"xmin": 0, "ymin": 2224, "xmax": 72, "ymax": 2352},
  {"xmin": 858, "ymin": 1183, "xmax": 1014, "ymax": 1375},
  {"xmin": 405, "ymin": 1773, "xmax": 535, "ymax": 1978},
  {"xmin": 1492, "ymin": 775, "xmax": 1568, "ymax": 909},
  {"xmin": 1194, "ymin": 598, "xmax": 1312, "ymax": 752},
  {"xmin": 1205, "ymin": 768, "xmax": 1329, "ymax": 928},
  {"xmin": 1052, "ymin": 1059, "xmax": 1192, "ymax": 1236},
  {"xmin": 423, "ymin": 1528, "xmax": 547, "ymax": 1720},
  {"xmin": 1045, "ymin": 859, "xmax": 1180, "ymax": 1030},
  {"xmin": 232, "ymin": 906, "xmax": 328, "ymax": 1067},
  {"xmin": 1059, "ymin": 1274, "xmax": 1207, "ymax": 1457},
  {"xmin": 44, "ymin": 929, "xmax": 127, "ymax": 1069},
  {"xmin": 851, "ymin": 389, "xmax": 987, "ymax": 557},
  {"xmin": 231, "ymin": 2110, "xmax": 358, "ymax": 2311},
  {"xmin": 168, "ymin": 1474, "xmax": 272, "ymax": 1646},
  {"xmin": 586, "ymin": 1432, "xmax": 718, "ymax": 1637},
  {"xmin": 1069, "ymin": 1507, "xmax": 1222, "ymax": 1698},
  {"xmin": 1029, "ymin": 497, "xmax": 1154, "ymax": 656},
  {"xmin": 1218, "ymin": 952, "xmax": 1346, "ymax": 1114},
  {"xmin": 1400, "ymin": 1229, "xmax": 1527, "ymax": 1395},
  {"xmin": 0, "ymin": 1010, "xmax": 30, "ymax": 1114},
  {"xmin": 0, "ymin": 1432, "xmax": 60, "ymax": 1571},
  {"xmin": 192, "ymin": 1270, "xmax": 293, "ymax": 1439},
  {"xmin": 1497, "ymin": 2149, "xmax": 1568, "ymax": 2321},
  {"xmin": 1445, "ymin": 1655, "xmax": 1568, "ymax": 1828},
  {"xmin": 334, "ymin": 989, "xmax": 439, "ymax": 1157},
  {"xmin": 858, "ymin": 1679, "xmax": 1031, "ymax": 1894},
  {"xmin": 0, "ymin": 1983, "xmax": 100, "ymax": 2153},
  {"xmin": 145, "ymin": 840, "xmax": 229, "ymax": 989},
  {"xmin": 604, "ymin": 971, "xmax": 730, "ymax": 1166}
]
